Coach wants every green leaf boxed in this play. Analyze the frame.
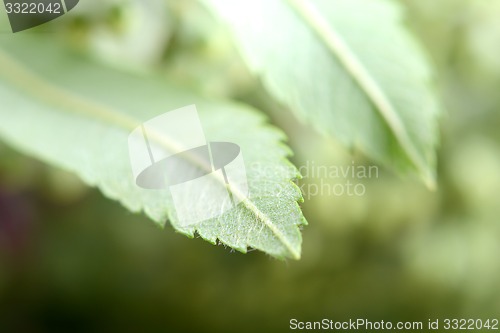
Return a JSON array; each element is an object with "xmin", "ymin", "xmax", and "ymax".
[
  {"xmin": 201, "ymin": 0, "xmax": 441, "ymax": 186},
  {"xmin": 0, "ymin": 35, "xmax": 306, "ymax": 260}
]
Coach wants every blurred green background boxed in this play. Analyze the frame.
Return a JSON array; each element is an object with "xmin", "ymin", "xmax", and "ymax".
[{"xmin": 1, "ymin": 0, "xmax": 500, "ymax": 332}]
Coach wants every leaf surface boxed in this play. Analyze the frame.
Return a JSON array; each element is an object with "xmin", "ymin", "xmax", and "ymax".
[
  {"xmin": 0, "ymin": 36, "xmax": 306, "ymax": 259},
  {"xmin": 202, "ymin": 0, "xmax": 441, "ymax": 185}
]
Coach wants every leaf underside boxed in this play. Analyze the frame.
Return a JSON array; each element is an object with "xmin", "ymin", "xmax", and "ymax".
[
  {"xmin": 0, "ymin": 36, "xmax": 306, "ymax": 260},
  {"xmin": 202, "ymin": 0, "xmax": 441, "ymax": 186}
]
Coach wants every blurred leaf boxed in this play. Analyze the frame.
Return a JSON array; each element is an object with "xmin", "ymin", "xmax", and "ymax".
[
  {"xmin": 202, "ymin": 0, "xmax": 441, "ymax": 186},
  {"xmin": 0, "ymin": 36, "xmax": 306, "ymax": 259}
]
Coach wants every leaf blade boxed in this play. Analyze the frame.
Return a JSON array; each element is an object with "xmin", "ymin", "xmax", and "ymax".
[
  {"xmin": 0, "ymin": 36, "xmax": 306, "ymax": 259},
  {"xmin": 202, "ymin": 0, "xmax": 441, "ymax": 185}
]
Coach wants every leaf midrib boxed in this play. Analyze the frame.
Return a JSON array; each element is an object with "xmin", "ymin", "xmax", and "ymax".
[
  {"xmin": 286, "ymin": 0, "xmax": 433, "ymax": 186},
  {"xmin": 0, "ymin": 48, "xmax": 301, "ymax": 259}
]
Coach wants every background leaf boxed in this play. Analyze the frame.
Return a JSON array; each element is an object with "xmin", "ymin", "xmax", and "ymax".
[
  {"xmin": 202, "ymin": 0, "xmax": 442, "ymax": 186},
  {"xmin": 0, "ymin": 35, "xmax": 306, "ymax": 259}
]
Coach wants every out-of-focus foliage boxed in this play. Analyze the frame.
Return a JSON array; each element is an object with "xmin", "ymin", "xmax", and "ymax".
[{"xmin": 0, "ymin": 0, "xmax": 499, "ymax": 332}]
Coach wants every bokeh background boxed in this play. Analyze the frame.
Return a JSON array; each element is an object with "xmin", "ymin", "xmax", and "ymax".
[{"xmin": 1, "ymin": 0, "xmax": 500, "ymax": 332}]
